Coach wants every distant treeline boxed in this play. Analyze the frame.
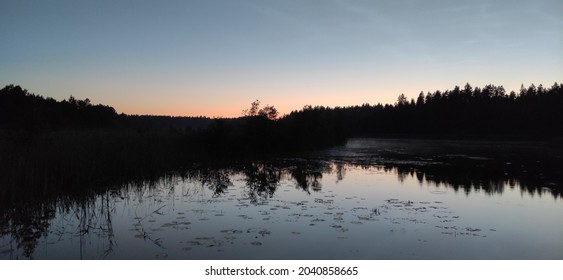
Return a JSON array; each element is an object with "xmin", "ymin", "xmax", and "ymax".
[
  {"xmin": 0, "ymin": 85, "xmax": 212, "ymax": 132},
  {"xmin": 2, "ymin": 82, "xmax": 563, "ymax": 144},
  {"xmin": 287, "ymin": 82, "xmax": 563, "ymax": 139}
]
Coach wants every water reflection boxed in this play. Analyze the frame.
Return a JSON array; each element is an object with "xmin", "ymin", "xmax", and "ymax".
[{"xmin": 1, "ymin": 139, "xmax": 562, "ymax": 259}]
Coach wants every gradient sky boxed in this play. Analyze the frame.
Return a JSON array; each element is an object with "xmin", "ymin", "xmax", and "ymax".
[{"xmin": 1, "ymin": 0, "xmax": 562, "ymax": 117}]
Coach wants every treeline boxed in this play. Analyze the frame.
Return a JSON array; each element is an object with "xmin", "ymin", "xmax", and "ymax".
[
  {"xmin": 194, "ymin": 109, "xmax": 346, "ymax": 157},
  {"xmin": 0, "ymin": 84, "xmax": 346, "ymax": 154},
  {"xmin": 328, "ymin": 82, "xmax": 563, "ymax": 139},
  {"xmin": 0, "ymin": 85, "xmax": 213, "ymax": 132},
  {"xmin": 0, "ymin": 85, "xmax": 117, "ymax": 130},
  {"xmin": 4, "ymin": 82, "xmax": 563, "ymax": 140}
]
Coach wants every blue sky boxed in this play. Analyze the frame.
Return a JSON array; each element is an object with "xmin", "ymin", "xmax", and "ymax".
[{"xmin": 1, "ymin": 0, "xmax": 562, "ymax": 117}]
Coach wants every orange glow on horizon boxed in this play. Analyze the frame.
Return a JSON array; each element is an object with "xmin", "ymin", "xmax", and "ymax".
[
  {"xmin": 110, "ymin": 86, "xmax": 422, "ymax": 118},
  {"xmin": 115, "ymin": 96, "xmax": 401, "ymax": 119},
  {"xmin": 104, "ymin": 80, "xmax": 541, "ymax": 118},
  {"xmin": 115, "ymin": 103, "xmax": 245, "ymax": 118}
]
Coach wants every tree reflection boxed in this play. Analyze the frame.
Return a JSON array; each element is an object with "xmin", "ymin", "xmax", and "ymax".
[
  {"xmin": 289, "ymin": 169, "xmax": 322, "ymax": 194},
  {"xmin": 185, "ymin": 168, "xmax": 234, "ymax": 198},
  {"xmin": 242, "ymin": 163, "xmax": 281, "ymax": 201},
  {"xmin": 0, "ymin": 205, "xmax": 53, "ymax": 259}
]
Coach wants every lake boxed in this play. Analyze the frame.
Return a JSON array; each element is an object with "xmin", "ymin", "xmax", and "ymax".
[{"xmin": 1, "ymin": 138, "xmax": 562, "ymax": 259}]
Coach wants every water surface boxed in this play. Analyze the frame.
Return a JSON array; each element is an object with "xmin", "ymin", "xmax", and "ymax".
[{"xmin": 1, "ymin": 138, "xmax": 562, "ymax": 259}]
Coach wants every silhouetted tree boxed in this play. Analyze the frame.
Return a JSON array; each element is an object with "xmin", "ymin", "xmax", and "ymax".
[
  {"xmin": 396, "ymin": 93, "xmax": 408, "ymax": 106},
  {"xmin": 242, "ymin": 100, "xmax": 278, "ymax": 120},
  {"xmin": 242, "ymin": 100, "xmax": 261, "ymax": 117},
  {"xmin": 258, "ymin": 105, "xmax": 278, "ymax": 120}
]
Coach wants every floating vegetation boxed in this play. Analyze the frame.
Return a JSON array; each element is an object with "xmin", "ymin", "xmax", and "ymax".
[{"xmin": 220, "ymin": 229, "xmax": 243, "ymax": 235}]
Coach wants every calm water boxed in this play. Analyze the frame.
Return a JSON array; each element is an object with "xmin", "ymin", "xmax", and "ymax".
[{"xmin": 1, "ymin": 139, "xmax": 562, "ymax": 259}]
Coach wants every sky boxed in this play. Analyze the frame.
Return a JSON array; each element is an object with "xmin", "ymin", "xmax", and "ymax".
[{"xmin": 1, "ymin": 0, "xmax": 562, "ymax": 117}]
